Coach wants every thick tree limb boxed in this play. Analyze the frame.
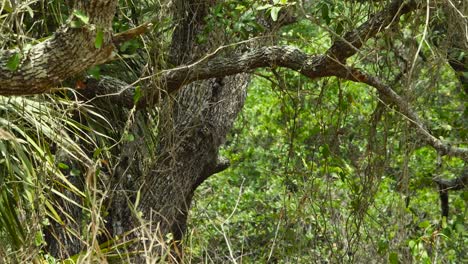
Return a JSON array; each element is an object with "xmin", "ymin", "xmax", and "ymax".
[
  {"xmin": 0, "ymin": 0, "xmax": 421, "ymax": 96},
  {"xmin": 79, "ymin": 75, "xmax": 135, "ymax": 108},
  {"xmin": 79, "ymin": 46, "xmax": 333, "ymax": 106},
  {"xmin": 1, "ymin": 0, "xmax": 459, "ymax": 160},
  {"xmin": 160, "ymin": 46, "xmax": 467, "ymax": 160},
  {"xmin": 0, "ymin": 0, "xmax": 117, "ymax": 95},
  {"xmin": 160, "ymin": 46, "xmax": 333, "ymax": 94},
  {"xmin": 156, "ymin": 0, "xmax": 423, "ymax": 101},
  {"xmin": 327, "ymin": 0, "xmax": 419, "ymax": 61}
]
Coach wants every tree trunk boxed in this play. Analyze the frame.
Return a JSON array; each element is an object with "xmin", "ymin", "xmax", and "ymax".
[{"xmin": 105, "ymin": 0, "xmax": 250, "ymax": 260}]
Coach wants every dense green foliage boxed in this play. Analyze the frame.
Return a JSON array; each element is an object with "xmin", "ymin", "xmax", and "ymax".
[
  {"xmin": 188, "ymin": 2, "xmax": 467, "ymax": 262},
  {"xmin": 0, "ymin": 0, "xmax": 466, "ymax": 263},
  {"xmin": 189, "ymin": 77, "xmax": 466, "ymax": 262}
]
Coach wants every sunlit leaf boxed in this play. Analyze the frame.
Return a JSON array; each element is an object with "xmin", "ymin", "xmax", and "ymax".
[
  {"xmin": 73, "ymin": 9, "xmax": 89, "ymax": 25},
  {"xmin": 133, "ymin": 86, "xmax": 142, "ymax": 104},
  {"xmin": 25, "ymin": 5, "xmax": 34, "ymax": 18},
  {"xmin": 6, "ymin": 53, "xmax": 21, "ymax": 71},
  {"xmin": 271, "ymin": 6, "xmax": 281, "ymax": 22},
  {"xmin": 95, "ymin": 29, "xmax": 104, "ymax": 49},
  {"xmin": 1, "ymin": 0, "xmax": 13, "ymax": 13},
  {"xmin": 257, "ymin": 4, "xmax": 272, "ymax": 10}
]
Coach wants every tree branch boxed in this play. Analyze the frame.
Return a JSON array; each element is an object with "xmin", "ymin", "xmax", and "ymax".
[
  {"xmin": 113, "ymin": 22, "xmax": 154, "ymax": 46},
  {"xmin": 0, "ymin": 0, "xmax": 117, "ymax": 95},
  {"xmin": 81, "ymin": 39, "xmax": 468, "ymax": 161},
  {"xmin": 327, "ymin": 0, "xmax": 419, "ymax": 61},
  {"xmin": 434, "ymin": 170, "xmax": 468, "ymax": 192},
  {"xmin": 160, "ymin": 46, "xmax": 333, "ymax": 95},
  {"xmin": 336, "ymin": 68, "xmax": 468, "ymax": 160},
  {"xmin": 434, "ymin": 169, "xmax": 467, "ymax": 218},
  {"xmin": 5, "ymin": 0, "xmax": 460, "ymax": 161}
]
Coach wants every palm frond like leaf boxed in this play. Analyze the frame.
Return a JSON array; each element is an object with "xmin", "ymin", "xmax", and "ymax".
[{"xmin": 0, "ymin": 94, "xmax": 112, "ymax": 262}]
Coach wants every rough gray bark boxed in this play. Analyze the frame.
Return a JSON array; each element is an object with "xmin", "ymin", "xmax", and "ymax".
[
  {"xmin": 0, "ymin": 0, "xmax": 117, "ymax": 95},
  {"xmin": 105, "ymin": 1, "xmax": 250, "ymax": 261}
]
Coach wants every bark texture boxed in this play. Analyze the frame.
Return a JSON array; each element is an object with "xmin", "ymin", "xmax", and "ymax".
[
  {"xmin": 105, "ymin": 1, "xmax": 250, "ymax": 260},
  {"xmin": 0, "ymin": 0, "xmax": 116, "ymax": 95}
]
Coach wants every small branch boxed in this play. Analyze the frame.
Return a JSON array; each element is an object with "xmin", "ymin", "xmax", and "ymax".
[
  {"xmin": 434, "ymin": 170, "xmax": 467, "ymax": 218},
  {"xmin": 80, "ymin": 47, "xmax": 467, "ymax": 161},
  {"xmin": 113, "ymin": 22, "xmax": 153, "ymax": 46},
  {"xmin": 212, "ymin": 156, "xmax": 231, "ymax": 175},
  {"xmin": 154, "ymin": 0, "xmax": 422, "ymax": 98},
  {"xmin": 327, "ymin": 0, "xmax": 420, "ymax": 61},
  {"xmin": 434, "ymin": 171, "xmax": 468, "ymax": 191},
  {"xmin": 438, "ymin": 189, "xmax": 449, "ymax": 218},
  {"xmin": 71, "ymin": 0, "xmax": 461, "ymax": 162},
  {"xmin": 78, "ymin": 76, "xmax": 136, "ymax": 108},
  {"xmin": 337, "ymin": 68, "xmax": 468, "ymax": 160}
]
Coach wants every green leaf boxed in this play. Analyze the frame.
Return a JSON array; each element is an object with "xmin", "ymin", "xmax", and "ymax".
[
  {"xmin": 25, "ymin": 6, "xmax": 34, "ymax": 18},
  {"xmin": 418, "ymin": 220, "xmax": 430, "ymax": 229},
  {"xmin": 257, "ymin": 4, "xmax": 272, "ymax": 10},
  {"xmin": 120, "ymin": 41, "xmax": 130, "ymax": 52},
  {"xmin": 271, "ymin": 6, "xmax": 281, "ymax": 22},
  {"xmin": 309, "ymin": 126, "xmax": 321, "ymax": 137},
  {"xmin": 73, "ymin": 10, "xmax": 89, "ymax": 25},
  {"xmin": 389, "ymin": 252, "xmax": 399, "ymax": 264},
  {"xmin": 124, "ymin": 133, "xmax": 135, "ymax": 142},
  {"xmin": 70, "ymin": 169, "xmax": 81, "ymax": 177},
  {"xmin": 87, "ymin": 66, "xmax": 101, "ymax": 79},
  {"xmin": 93, "ymin": 148, "xmax": 102, "ymax": 159},
  {"xmin": 133, "ymin": 86, "xmax": 142, "ymax": 104},
  {"xmin": 321, "ymin": 4, "xmax": 331, "ymax": 25},
  {"xmin": 335, "ymin": 20, "xmax": 344, "ymax": 35},
  {"xmin": 377, "ymin": 239, "xmax": 388, "ymax": 253},
  {"xmin": 58, "ymin": 163, "xmax": 69, "ymax": 170},
  {"xmin": 6, "ymin": 53, "xmax": 21, "ymax": 71},
  {"xmin": 34, "ymin": 231, "xmax": 43, "ymax": 246},
  {"xmin": 70, "ymin": 20, "xmax": 83, "ymax": 28},
  {"xmin": 320, "ymin": 144, "xmax": 330, "ymax": 158},
  {"xmin": 95, "ymin": 29, "xmax": 104, "ymax": 49},
  {"xmin": 2, "ymin": 0, "xmax": 13, "ymax": 13},
  {"xmin": 134, "ymin": 189, "xmax": 141, "ymax": 208}
]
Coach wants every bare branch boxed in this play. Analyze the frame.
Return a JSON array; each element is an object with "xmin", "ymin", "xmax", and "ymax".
[
  {"xmin": 160, "ymin": 46, "xmax": 333, "ymax": 95},
  {"xmin": 435, "ymin": 170, "xmax": 468, "ymax": 192},
  {"xmin": 113, "ymin": 22, "xmax": 154, "ymax": 46},
  {"xmin": 337, "ymin": 68, "xmax": 468, "ymax": 160},
  {"xmin": 435, "ymin": 169, "xmax": 467, "ymax": 218},
  {"xmin": 327, "ymin": 0, "xmax": 420, "ymax": 61}
]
